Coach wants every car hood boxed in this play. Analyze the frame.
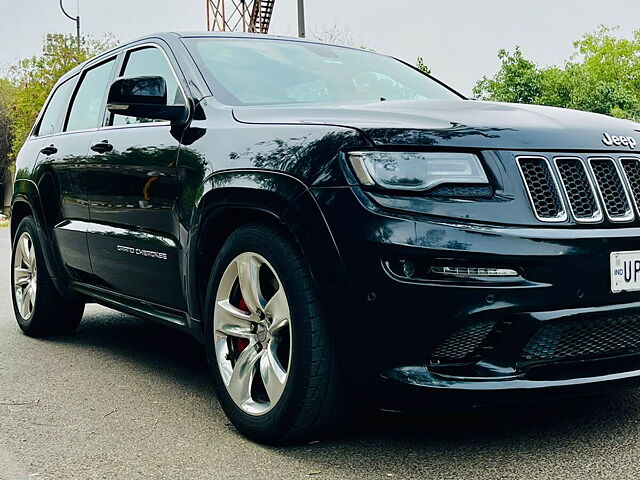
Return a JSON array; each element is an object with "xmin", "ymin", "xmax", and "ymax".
[{"xmin": 233, "ymin": 100, "xmax": 640, "ymax": 152}]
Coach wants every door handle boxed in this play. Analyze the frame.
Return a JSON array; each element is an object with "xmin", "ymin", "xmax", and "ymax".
[
  {"xmin": 40, "ymin": 145, "xmax": 58, "ymax": 156},
  {"xmin": 90, "ymin": 141, "xmax": 113, "ymax": 153}
]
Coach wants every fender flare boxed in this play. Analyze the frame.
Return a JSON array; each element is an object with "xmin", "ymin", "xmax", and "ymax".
[
  {"xmin": 11, "ymin": 179, "xmax": 72, "ymax": 293},
  {"xmin": 186, "ymin": 169, "xmax": 350, "ymax": 321}
]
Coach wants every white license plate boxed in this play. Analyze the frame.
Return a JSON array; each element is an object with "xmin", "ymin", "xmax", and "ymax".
[{"xmin": 611, "ymin": 251, "xmax": 640, "ymax": 293}]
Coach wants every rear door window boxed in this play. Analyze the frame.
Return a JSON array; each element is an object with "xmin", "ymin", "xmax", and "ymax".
[
  {"xmin": 36, "ymin": 78, "xmax": 75, "ymax": 136},
  {"xmin": 66, "ymin": 58, "xmax": 116, "ymax": 132}
]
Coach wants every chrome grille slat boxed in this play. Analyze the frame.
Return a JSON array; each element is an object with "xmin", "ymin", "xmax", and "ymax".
[
  {"xmin": 620, "ymin": 157, "xmax": 640, "ymax": 216},
  {"xmin": 588, "ymin": 157, "xmax": 634, "ymax": 222},
  {"xmin": 517, "ymin": 156, "xmax": 567, "ymax": 222},
  {"xmin": 554, "ymin": 157, "xmax": 602, "ymax": 223}
]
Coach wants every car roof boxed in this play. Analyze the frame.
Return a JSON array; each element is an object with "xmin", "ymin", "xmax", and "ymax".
[{"xmin": 57, "ymin": 31, "xmax": 368, "ymax": 83}]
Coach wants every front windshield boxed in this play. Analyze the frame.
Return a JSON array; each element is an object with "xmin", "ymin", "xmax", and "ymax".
[{"xmin": 184, "ymin": 37, "xmax": 462, "ymax": 106}]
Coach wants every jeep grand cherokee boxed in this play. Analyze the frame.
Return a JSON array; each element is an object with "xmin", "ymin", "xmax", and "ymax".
[{"xmin": 11, "ymin": 32, "xmax": 640, "ymax": 444}]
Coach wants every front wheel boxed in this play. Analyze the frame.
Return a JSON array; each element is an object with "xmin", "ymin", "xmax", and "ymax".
[{"xmin": 204, "ymin": 223, "xmax": 347, "ymax": 444}]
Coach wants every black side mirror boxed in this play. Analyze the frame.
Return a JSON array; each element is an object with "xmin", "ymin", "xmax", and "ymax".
[{"xmin": 107, "ymin": 76, "xmax": 188, "ymax": 124}]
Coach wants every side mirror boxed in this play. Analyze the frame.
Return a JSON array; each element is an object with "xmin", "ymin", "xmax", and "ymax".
[{"xmin": 106, "ymin": 76, "xmax": 188, "ymax": 124}]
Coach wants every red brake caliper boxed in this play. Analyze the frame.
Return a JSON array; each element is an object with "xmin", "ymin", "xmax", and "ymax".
[{"xmin": 234, "ymin": 298, "xmax": 251, "ymax": 353}]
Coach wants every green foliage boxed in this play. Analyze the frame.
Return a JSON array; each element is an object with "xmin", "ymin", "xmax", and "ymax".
[
  {"xmin": 416, "ymin": 57, "xmax": 431, "ymax": 75},
  {"xmin": 474, "ymin": 26, "xmax": 640, "ymax": 120},
  {"xmin": 7, "ymin": 33, "xmax": 117, "ymax": 161},
  {"xmin": 0, "ymin": 79, "xmax": 16, "ymax": 179},
  {"xmin": 473, "ymin": 47, "xmax": 542, "ymax": 103}
]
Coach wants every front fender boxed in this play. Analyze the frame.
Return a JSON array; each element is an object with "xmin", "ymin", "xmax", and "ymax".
[{"xmin": 187, "ymin": 169, "xmax": 350, "ymax": 321}]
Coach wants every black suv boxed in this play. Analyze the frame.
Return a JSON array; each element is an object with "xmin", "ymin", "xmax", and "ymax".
[{"xmin": 11, "ymin": 32, "xmax": 640, "ymax": 444}]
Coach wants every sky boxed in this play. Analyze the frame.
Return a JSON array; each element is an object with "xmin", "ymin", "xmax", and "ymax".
[{"xmin": 0, "ymin": 0, "xmax": 639, "ymax": 95}]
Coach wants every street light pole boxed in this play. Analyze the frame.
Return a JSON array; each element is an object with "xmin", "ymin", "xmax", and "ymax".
[
  {"xmin": 297, "ymin": 0, "xmax": 305, "ymax": 38},
  {"xmin": 59, "ymin": 0, "xmax": 81, "ymax": 59}
]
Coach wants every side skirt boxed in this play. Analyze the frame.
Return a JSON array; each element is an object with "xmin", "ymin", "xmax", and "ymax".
[{"xmin": 71, "ymin": 282, "xmax": 204, "ymax": 342}]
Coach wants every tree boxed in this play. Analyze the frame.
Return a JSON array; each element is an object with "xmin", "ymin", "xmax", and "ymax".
[
  {"xmin": 416, "ymin": 57, "xmax": 431, "ymax": 75},
  {"xmin": 473, "ymin": 46, "xmax": 542, "ymax": 104},
  {"xmin": 7, "ymin": 33, "xmax": 117, "ymax": 162},
  {"xmin": 473, "ymin": 26, "xmax": 640, "ymax": 121},
  {"xmin": 0, "ymin": 79, "xmax": 15, "ymax": 181},
  {"xmin": 307, "ymin": 24, "xmax": 359, "ymax": 47}
]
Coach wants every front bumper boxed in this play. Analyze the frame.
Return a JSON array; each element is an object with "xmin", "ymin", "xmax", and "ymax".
[{"xmin": 312, "ymin": 185, "xmax": 640, "ymax": 408}]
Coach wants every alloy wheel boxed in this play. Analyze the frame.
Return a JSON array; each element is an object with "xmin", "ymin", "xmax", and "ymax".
[
  {"xmin": 13, "ymin": 232, "xmax": 37, "ymax": 320},
  {"xmin": 213, "ymin": 252, "xmax": 292, "ymax": 416}
]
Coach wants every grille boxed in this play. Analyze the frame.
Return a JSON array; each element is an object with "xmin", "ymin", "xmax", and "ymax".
[
  {"xmin": 520, "ymin": 311, "xmax": 640, "ymax": 364},
  {"xmin": 588, "ymin": 158, "xmax": 634, "ymax": 221},
  {"xmin": 554, "ymin": 158, "xmax": 602, "ymax": 222},
  {"xmin": 620, "ymin": 158, "xmax": 640, "ymax": 213},
  {"xmin": 517, "ymin": 157, "xmax": 566, "ymax": 221},
  {"xmin": 430, "ymin": 320, "xmax": 496, "ymax": 363},
  {"xmin": 518, "ymin": 155, "xmax": 640, "ymax": 223}
]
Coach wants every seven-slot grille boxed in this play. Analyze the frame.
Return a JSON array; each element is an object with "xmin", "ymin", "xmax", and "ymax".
[{"xmin": 518, "ymin": 155, "xmax": 640, "ymax": 223}]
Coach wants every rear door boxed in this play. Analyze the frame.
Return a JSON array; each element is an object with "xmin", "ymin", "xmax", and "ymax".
[
  {"xmin": 32, "ymin": 57, "xmax": 117, "ymax": 280},
  {"xmin": 85, "ymin": 43, "xmax": 187, "ymax": 309}
]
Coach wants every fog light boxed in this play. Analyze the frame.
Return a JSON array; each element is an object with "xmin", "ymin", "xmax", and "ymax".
[
  {"xmin": 430, "ymin": 266, "xmax": 518, "ymax": 277},
  {"xmin": 400, "ymin": 259, "xmax": 415, "ymax": 278}
]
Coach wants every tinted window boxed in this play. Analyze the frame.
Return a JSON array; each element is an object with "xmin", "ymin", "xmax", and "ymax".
[
  {"xmin": 112, "ymin": 47, "xmax": 185, "ymax": 126},
  {"xmin": 66, "ymin": 59, "xmax": 115, "ymax": 132},
  {"xmin": 37, "ymin": 78, "xmax": 75, "ymax": 136},
  {"xmin": 185, "ymin": 38, "xmax": 461, "ymax": 106}
]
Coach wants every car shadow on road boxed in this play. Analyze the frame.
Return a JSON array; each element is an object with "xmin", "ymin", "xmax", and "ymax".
[
  {"xmin": 46, "ymin": 308, "xmax": 216, "ymax": 400},
  {"xmin": 46, "ymin": 307, "xmax": 640, "ymax": 477}
]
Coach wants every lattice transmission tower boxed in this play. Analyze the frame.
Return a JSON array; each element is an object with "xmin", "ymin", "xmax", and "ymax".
[{"xmin": 206, "ymin": 0, "xmax": 276, "ymax": 34}]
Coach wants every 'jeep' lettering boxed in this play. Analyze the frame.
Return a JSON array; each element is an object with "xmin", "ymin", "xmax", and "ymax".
[{"xmin": 603, "ymin": 132, "xmax": 637, "ymax": 149}]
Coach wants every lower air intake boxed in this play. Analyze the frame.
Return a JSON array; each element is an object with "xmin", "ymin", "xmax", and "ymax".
[
  {"xmin": 520, "ymin": 310, "xmax": 640, "ymax": 364},
  {"xmin": 429, "ymin": 320, "xmax": 496, "ymax": 363}
]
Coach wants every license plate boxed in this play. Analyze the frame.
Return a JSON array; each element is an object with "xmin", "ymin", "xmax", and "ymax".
[{"xmin": 611, "ymin": 251, "xmax": 640, "ymax": 293}]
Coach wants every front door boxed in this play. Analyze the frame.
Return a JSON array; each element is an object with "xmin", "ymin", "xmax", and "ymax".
[{"xmin": 85, "ymin": 44, "xmax": 188, "ymax": 309}]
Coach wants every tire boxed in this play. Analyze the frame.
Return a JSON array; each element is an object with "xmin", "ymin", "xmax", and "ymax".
[
  {"xmin": 204, "ymin": 222, "xmax": 347, "ymax": 444},
  {"xmin": 11, "ymin": 216, "xmax": 85, "ymax": 336}
]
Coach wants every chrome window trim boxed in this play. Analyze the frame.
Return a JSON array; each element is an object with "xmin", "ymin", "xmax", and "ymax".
[
  {"xmin": 618, "ymin": 156, "xmax": 640, "ymax": 219},
  {"xmin": 64, "ymin": 55, "xmax": 119, "ymax": 134},
  {"xmin": 587, "ymin": 157, "xmax": 635, "ymax": 223},
  {"xmin": 516, "ymin": 155, "xmax": 568, "ymax": 223},
  {"xmin": 33, "ymin": 75, "xmax": 79, "ymax": 138},
  {"xmin": 100, "ymin": 121, "xmax": 171, "ymax": 132},
  {"xmin": 553, "ymin": 156, "xmax": 603, "ymax": 224}
]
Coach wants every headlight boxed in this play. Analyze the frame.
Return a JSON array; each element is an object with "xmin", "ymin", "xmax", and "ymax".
[{"xmin": 348, "ymin": 151, "xmax": 489, "ymax": 191}]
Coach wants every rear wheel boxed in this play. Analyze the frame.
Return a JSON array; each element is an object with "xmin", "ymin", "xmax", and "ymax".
[
  {"xmin": 204, "ymin": 223, "xmax": 347, "ymax": 444},
  {"xmin": 11, "ymin": 216, "xmax": 84, "ymax": 336}
]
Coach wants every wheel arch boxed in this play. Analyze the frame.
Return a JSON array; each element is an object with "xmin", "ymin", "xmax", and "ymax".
[
  {"xmin": 10, "ymin": 179, "xmax": 70, "ymax": 292},
  {"xmin": 188, "ymin": 170, "xmax": 349, "ymax": 323},
  {"xmin": 10, "ymin": 198, "xmax": 33, "ymax": 241}
]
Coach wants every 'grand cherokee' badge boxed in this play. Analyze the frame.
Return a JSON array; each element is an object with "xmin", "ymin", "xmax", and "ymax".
[{"xmin": 602, "ymin": 132, "xmax": 637, "ymax": 149}]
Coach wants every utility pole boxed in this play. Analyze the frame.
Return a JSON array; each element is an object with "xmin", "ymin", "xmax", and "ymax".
[
  {"xmin": 297, "ymin": 0, "xmax": 305, "ymax": 38},
  {"xmin": 60, "ymin": 0, "xmax": 81, "ymax": 59}
]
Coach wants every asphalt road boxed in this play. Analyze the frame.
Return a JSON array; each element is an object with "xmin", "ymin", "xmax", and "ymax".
[{"xmin": 2, "ymin": 228, "xmax": 640, "ymax": 479}]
